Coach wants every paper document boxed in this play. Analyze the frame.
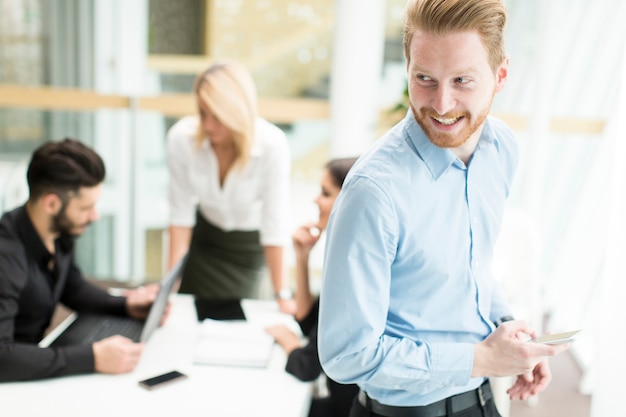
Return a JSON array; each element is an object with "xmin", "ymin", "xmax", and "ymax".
[{"xmin": 193, "ymin": 319, "xmax": 275, "ymax": 368}]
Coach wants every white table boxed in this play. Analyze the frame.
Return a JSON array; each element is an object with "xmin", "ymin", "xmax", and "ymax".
[{"xmin": 3, "ymin": 294, "xmax": 312, "ymax": 417}]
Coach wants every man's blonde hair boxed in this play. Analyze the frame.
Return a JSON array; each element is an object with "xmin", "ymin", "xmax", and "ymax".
[
  {"xmin": 194, "ymin": 60, "xmax": 258, "ymax": 169},
  {"xmin": 403, "ymin": 0, "xmax": 508, "ymax": 72}
]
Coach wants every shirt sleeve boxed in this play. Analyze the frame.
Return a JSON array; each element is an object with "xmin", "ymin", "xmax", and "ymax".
[
  {"xmin": 259, "ymin": 123, "xmax": 291, "ymax": 246},
  {"xmin": 167, "ymin": 117, "xmax": 199, "ymax": 227},
  {"xmin": 59, "ymin": 262, "xmax": 127, "ymax": 316},
  {"xmin": 0, "ymin": 341, "xmax": 95, "ymax": 382},
  {"xmin": 285, "ymin": 300, "xmax": 322, "ymax": 382},
  {"xmin": 489, "ymin": 280, "xmax": 515, "ymax": 323},
  {"xmin": 318, "ymin": 175, "xmax": 473, "ymax": 394},
  {"xmin": 488, "ymin": 125, "xmax": 520, "ymax": 323},
  {"xmin": 0, "ymin": 251, "xmax": 96, "ymax": 382}
]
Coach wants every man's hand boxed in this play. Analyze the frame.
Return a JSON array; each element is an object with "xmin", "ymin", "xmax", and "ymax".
[
  {"xmin": 473, "ymin": 320, "xmax": 570, "ymax": 387},
  {"xmin": 506, "ymin": 359, "xmax": 552, "ymax": 400},
  {"xmin": 92, "ymin": 335, "xmax": 144, "ymax": 374},
  {"xmin": 124, "ymin": 284, "xmax": 160, "ymax": 320}
]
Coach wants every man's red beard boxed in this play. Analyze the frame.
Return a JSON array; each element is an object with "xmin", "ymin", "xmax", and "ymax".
[
  {"xmin": 410, "ymin": 90, "xmax": 494, "ymax": 149},
  {"xmin": 412, "ymin": 106, "xmax": 489, "ymax": 149}
]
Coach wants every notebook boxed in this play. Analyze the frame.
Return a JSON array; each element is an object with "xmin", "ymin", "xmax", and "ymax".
[
  {"xmin": 48, "ymin": 255, "xmax": 187, "ymax": 347},
  {"xmin": 192, "ymin": 318, "xmax": 275, "ymax": 368}
]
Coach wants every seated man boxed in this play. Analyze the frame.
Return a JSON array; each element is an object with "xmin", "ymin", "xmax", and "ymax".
[{"xmin": 0, "ymin": 138, "xmax": 158, "ymax": 382}]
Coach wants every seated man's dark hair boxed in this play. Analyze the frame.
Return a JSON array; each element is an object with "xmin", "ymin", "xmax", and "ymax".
[{"xmin": 27, "ymin": 138, "xmax": 106, "ymax": 201}]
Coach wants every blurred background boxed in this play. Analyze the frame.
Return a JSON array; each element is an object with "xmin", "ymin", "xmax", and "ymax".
[{"xmin": 0, "ymin": 1, "xmax": 624, "ymax": 415}]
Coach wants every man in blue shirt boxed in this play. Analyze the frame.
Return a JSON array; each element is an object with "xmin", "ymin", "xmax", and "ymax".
[{"xmin": 318, "ymin": 1, "xmax": 571, "ymax": 416}]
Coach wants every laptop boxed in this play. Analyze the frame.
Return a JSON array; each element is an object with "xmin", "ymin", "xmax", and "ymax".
[{"xmin": 47, "ymin": 255, "xmax": 187, "ymax": 347}]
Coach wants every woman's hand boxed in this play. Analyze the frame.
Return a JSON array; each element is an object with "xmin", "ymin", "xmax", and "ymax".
[
  {"xmin": 266, "ymin": 324, "xmax": 301, "ymax": 354},
  {"xmin": 292, "ymin": 223, "xmax": 321, "ymax": 260},
  {"xmin": 277, "ymin": 297, "xmax": 297, "ymax": 315}
]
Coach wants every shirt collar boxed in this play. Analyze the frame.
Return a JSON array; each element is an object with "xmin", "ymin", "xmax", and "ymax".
[
  {"xmin": 250, "ymin": 136, "xmax": 263, "ymax": 158},
  {"xmin": 15, "ymin": 205, "xmax": 74, "ymax": 268},
  {"xmin": 203, "ymin": 139, "xmax": 264, "ymax": 160},
  {"xmin": 15, "ymin": 205, "xmax": 53, "ymax": 268},
  {"xmin": 476, "ymin": 116, "xmax": 497, "ymax": 148},
  {"xmin": 201, "ymin": 118, "xmax": 264, "ymax": 158},
  {"xmin": 404, "ymin": 112, "xmax": 497, "ymax": 179}
]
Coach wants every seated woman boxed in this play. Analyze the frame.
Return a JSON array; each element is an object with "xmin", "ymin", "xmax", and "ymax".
[{"xmin": 266, "ymin": 157, "xmax": 358, "ymax": 417}]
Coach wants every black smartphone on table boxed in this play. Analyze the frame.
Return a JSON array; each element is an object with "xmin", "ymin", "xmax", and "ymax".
[{"xmin": 138, "ymin": 370, "xmax": 188, "ymax": 390}]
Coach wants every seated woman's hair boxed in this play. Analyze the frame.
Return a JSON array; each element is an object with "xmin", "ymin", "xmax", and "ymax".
[{"xmin": 325, "ymin": 157, "xmax": 358, "ymax": 188}]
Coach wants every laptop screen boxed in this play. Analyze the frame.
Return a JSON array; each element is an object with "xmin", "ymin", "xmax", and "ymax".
[{"xmin": 139, "ymin": 254, "xmax": 187, "ymax": 342}]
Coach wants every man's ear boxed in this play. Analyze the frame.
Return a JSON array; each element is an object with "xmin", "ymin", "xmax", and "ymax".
[
  {"xmin": 494, "ymin": 56, "xmax": 509, "ymax": 93},
  {"xmin": 41, "ymin": 193, "xmax": 62, "ymax": 215}
]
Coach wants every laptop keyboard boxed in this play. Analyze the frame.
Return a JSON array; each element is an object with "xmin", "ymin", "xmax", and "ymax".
[
  {"xmin": 50, "ymin": 314, "xmax": 144, "ymax": 346},
  {"xmin": 82, "ymin": 316, "xmax": 144, "ymax": 343}
]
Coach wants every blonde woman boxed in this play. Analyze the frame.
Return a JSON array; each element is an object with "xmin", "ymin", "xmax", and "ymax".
[{"xmin": 166, "ymin": 60, "xmax": 293, "ymax": 312}]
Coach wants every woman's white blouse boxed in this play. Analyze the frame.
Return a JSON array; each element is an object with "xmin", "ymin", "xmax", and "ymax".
[{"xmin": 167, "ymin": 115, "xmax": 291, "ymax": 246}]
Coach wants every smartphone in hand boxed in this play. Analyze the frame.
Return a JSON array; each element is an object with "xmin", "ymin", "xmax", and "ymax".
[
  {"xmin": 532, "ymin": 330, "xmax": 581, "ymax": 345},
  {"xmin": 138, "ymin": 370, "xmax": 188, "ymax": 390}
]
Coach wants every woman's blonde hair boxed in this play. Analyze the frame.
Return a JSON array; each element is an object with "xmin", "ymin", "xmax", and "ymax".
[{"xmin": 194, "ymin": 60, "xmax": 258, "ymax": 169}]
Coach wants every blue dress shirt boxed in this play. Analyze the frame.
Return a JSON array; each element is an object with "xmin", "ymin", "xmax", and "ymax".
[{"xmin": 318, "ymin": 110, "xmax": 519, "ymax": 406}]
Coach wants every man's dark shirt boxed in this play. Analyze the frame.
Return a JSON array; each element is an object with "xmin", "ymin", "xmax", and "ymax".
[{"xmin": 0, "ymin": 205, "xmax": 127, "ymax": 382}]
